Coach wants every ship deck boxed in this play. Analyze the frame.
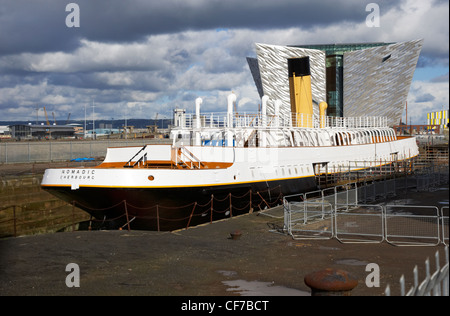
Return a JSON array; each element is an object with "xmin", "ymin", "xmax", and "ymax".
[{"xmin": 95, "ymin": 161, "xmax": 233, "ymax": 169}]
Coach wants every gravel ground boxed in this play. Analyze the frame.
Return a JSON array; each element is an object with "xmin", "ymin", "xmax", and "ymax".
[{"xmin": 1, "ymin": 185, "xmax": 448, "ymax": 297}]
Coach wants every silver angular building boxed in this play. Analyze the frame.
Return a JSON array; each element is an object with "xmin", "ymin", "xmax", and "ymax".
[
  {"xmin": 249, "ymin": 43, "xmax": 326, "ymax": 118},
  {"xmin": 247, "ymin": 39, "xmax": 423, "ymax": 127},
  {"xmin": 343, "ymin": 39, "xmax": 423, "ymax": 126}
]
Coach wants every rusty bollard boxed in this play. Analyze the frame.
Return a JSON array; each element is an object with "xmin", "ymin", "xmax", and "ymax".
[
  {"xmin": 304, "ymin": 268, "xmax": 358, "ymax": 296},
  {"xmin": 229, "ymin": 229, "xmax": 242, "ymax": 240}
]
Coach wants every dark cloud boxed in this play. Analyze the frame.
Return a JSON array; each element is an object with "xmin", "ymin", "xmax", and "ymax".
[
  {"xmin": 415, "ymin": 93, "xmax": 436, "ymax": 103},
  {"xmin": 0, "ymin": 0, "xmax": 447, "ymax": 122},
  {"xmin": 417, "ymin": 55, "xmax": 449, "ymax": 69},
  {"xmin": 1, "ymin": 0, "xmax": 390, "ymax": 55},
  {"xmin": 47, "ymin": 71, "xmax": 169, "ymax": 92},
  {"xmin": 431, "ymin": 72, "xmax": 449, "ymax": 83},
  {"xmin": 0, "ymin": 1, "xmax": 81, "ymax": 55}
]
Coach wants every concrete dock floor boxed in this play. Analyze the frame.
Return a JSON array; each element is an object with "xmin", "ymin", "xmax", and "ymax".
[{"xmin": 0, "ymin": 185, "xmax": 448, "ymax": 297}]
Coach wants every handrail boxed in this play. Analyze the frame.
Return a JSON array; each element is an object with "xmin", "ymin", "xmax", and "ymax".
[
  {"xmin": 173, "ymin": 112, "xmax": 389, "ymax": 130},
  {"xmin": 174, "ymin": 146, "xmax": 204, "ymax": 169},
  {"xmin": 123, "ymin": 145, "xmax": 147, "ymax": 168}
]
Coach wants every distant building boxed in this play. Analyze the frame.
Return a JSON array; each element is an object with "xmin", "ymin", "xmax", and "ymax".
[
  {"xmin": 247, "ymin": 39, "xmax": 423, "ymax": 127},
  {"xmin": 173, "ymin": 109, "xmax": 186, "ymax": 127},
  {"xmin": 0, "ymin": 126, "xmax": 11, "ymax": 139},
  {"xmin": 290, "ymin": 42, "xmax": 392, "ymax": 117},
  {"xmin": 427, "ymin": 110, "xmax": 449, "ymax": 130},
  {"xmin": 99, "ymin": 123, "xmax": 113, "ymax": 129},
  {"xmin": 67, "ymin": 124, "xmax": 84, "ymax": 136},
  {"xmin": 9, "ymin": 124, "xmax": 75, "ymax": 140}
]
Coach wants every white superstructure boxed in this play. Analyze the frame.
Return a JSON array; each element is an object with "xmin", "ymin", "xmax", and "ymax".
[
  {"xmin": 41, "ymin": 93, "xmax": 419, "ymax": 231},
  {"xmin": 43, "ymin": 93, "xmax": 418, "ymax": 190}
]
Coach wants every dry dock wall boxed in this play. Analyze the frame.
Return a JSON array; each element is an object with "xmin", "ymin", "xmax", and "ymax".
[{"xmin": 0, "ymin": 174, "xmax": 90, "ymax": 237}]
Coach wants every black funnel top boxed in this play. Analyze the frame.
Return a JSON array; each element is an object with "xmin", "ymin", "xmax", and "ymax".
[{"xmin": 288, "ymin": 57, "xmax": 311, "ymax": 77}]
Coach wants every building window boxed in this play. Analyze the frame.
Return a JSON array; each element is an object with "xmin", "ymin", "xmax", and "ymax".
[{"xmin": 382, "ymin": 54, "xmax": 391, "ymax": 62}]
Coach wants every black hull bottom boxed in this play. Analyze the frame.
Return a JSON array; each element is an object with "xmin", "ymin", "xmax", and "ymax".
[{"xmin": 43, "ymin": 177, "xmax": 317, "ymax": 231}]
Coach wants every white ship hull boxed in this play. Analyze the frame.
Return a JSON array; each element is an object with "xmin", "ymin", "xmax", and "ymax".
[{"xmin": 41, "ymin": 135, "xmax": 418, "ymax": 230}]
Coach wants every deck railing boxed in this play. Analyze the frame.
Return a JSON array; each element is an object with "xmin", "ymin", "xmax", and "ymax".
[{"xmin": 175, "ymin": 112, "xmax": 388, "ymax": 130}]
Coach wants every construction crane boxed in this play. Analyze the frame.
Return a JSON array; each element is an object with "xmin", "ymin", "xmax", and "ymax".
[
  {"xmin": 66, "ymin": 113, "xmax": 71, "ymax": 125},
  {"xmin": 154, "ymin": 113, "xmax": 158, "ymax": 133},
  {"xmin": 147, "ymin": 112, "xmax": 159, "ymax": 135},
  {"xmin": 43, "ymin": 106, "xmax": 50, "ymax": 125}
]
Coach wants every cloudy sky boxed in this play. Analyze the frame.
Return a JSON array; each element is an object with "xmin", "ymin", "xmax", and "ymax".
[{"xmin": 0, "ymin": 0, "xmax": 448, "ymax": 125}]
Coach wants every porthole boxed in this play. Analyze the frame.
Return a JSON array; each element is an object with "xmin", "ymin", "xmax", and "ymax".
[{"xmin": 148, "ymin": 175, "xmax": 155, "ymax": 181}]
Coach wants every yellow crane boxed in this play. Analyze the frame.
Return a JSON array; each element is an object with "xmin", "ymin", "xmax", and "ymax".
[{"xmin": 43, "ymin": 106, "xmax": 50, "ymax": 125}]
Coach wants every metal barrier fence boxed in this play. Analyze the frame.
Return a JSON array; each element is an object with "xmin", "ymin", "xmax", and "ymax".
[
  {"xmin": 286, "ymin": 167, "xmax": 448, "ymax": 211},
  {"xmin": 284, "ymin": 202, "xmax": 448, "ymax": 246},
  {"xmin": 442, "ymin": 207, "xmax": 449, "ymax": 246},
  {"xmin": 385, "ymin": 205, "xmax": 441, "ymax": 246},
  {"xmin": 415, "ymin": 165, "xmax": 449, "ymax": 191},
  {"xmin": 385, "ymin": 246, "xmax": 449, "ymax": 296},
  {"xmin": 283, "ymin": 178, "xmax": 449, "ymax": 246},
  {"xmin": 284, "ymin": 201, "xmax": 334, "ymax": 240},
  {"xmin": 357, "ymin": 179, "xmax": 398, "ymax": 203},
  {"xmin": 334, "ymin": 204, "xmax": 385, "ymax": 244},
  {"xmin": 0, "ymin": 139, "xmax": 169, "ymax": 163}
]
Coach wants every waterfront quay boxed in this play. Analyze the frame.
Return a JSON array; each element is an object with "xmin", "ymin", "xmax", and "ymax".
[{"xmin": 0, "ymin": 183, "xmax": 448, "ymax": 296}]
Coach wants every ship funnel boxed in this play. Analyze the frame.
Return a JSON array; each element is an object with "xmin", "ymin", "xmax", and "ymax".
[
  {"xmin": 319, "ymin": 101, "xmax": 328, "ymax": 128},
  {"xmin": 288, "ymin": 57, "xmax": 313, "ymax": 128},
  {"xmin": 260, "ymin": 95, "xmax": 269, "ymax": 147},
  {"xmin": 195, "ymin": 97, "xmax": 202, "ymax": 129},
  {"xmin": 227, "ymin": 93, "xmax": 236, "ymax": 128},
  {"xmin": 195, "ymin": 97, "xmax": 203, "ymax": 145},
  {"xmin": 226, "ymin": 93, "xmax": 236, "ymax": 146},
  {"xmin": 261, "ymin": 95, "xmax": 269, "ymax": 127}
]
